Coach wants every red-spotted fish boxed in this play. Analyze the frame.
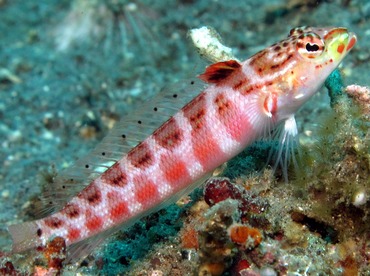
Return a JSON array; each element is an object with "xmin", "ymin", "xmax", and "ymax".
[{"xmin": 8, "ymin": 26, "xmax": 357, "ymax": 257}]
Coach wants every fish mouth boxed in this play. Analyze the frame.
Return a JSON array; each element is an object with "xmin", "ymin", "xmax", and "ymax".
[
  {"xmin": 324, "ymin": 27, "xmax": 357, "ymax": 58},
  {"xmin": 346, "ymin": 32, "xmax": 357, "ymax": 51}
]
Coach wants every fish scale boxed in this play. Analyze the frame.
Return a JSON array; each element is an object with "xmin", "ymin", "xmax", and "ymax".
[{"xmin": 8, "ymin": 26, "xmax": 357, "ymax": 256}]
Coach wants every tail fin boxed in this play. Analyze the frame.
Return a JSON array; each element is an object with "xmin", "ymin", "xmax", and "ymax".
[{"xmin": 8, "ymin": 221, "xmax": 42, "ymax": 253}]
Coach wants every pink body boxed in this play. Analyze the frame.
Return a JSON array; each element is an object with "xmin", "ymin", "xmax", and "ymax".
[
  {"xmin": 8, "ymin": 26, "xmax": 356, "ymax": 253},
  {"xmin": 38, "ymin": 77, "xmax": 264, "ymax": 245}
]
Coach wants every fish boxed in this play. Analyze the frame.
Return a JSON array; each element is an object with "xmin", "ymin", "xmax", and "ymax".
[{"xmin": 7, "ymin": 26, "xmax": 357, "ymax": 259}]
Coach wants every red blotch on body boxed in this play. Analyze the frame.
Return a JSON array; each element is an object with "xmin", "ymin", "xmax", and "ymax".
[
  {"xmin": 78, "ymin": 182, "xmax": 102, "ymax": 206},
  {"xmin": 102, "ymin": 162, "xmax": 128, "ymax": 188},
  {"xmin": 183, "ymin": 92, "xmax": 207, "ymax": 131},
  {"xmin": 214, "ymin": 93, "xmax": 231, "ymax": 117},
  {"xmin": 214, "ymin": 92, "xmax": 252, "ymax": 142},
  {"xmin": 128, "ymin": 142, "xmax": 154, "ymax": 169},
  {"xmin": 193, "ymin": 135, "xmax": 223, "ymax": 171},
  {"xmin": 162, "ymin": 157, "xmax": 190, "ymax": 189},
  {"xmin": 183, "ymin": 92, "xmax": 214, "ymax": 167},
  {"xmin": 67, "ymin": 228, "xmax": 81, "ymax": 242},
  {"xmin": 134, "ymin": 178, "xmax": 159, "ymax": 208},
  {"xmin": 63, "ymin": 203, "xmax": 80, "ymax": 218},
  {"xmin": 153, "ymin": 117, "xmax": 183, "ymax": 150},
  {"xmin": 107, "ymin": 192, "xmax": 130, "ymax": 222},
  {"xmin": 44, "ymin": 217, "xmax": 64, "ymax": 229},
  {"xmin": 85, "ymin": 215, "xmax": 104, "ymax": 233}
]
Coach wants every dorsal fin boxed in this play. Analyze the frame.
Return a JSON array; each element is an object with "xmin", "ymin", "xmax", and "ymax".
[
  {"xmin": 42, "ymin": 78, "xmax": 207, "ymax": 213},
  {"xmin": 198, "ymin": 60, "xmax": 241, "ymax": 84}
]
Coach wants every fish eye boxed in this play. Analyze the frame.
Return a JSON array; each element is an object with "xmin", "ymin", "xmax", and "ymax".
[
  {"xmin": 306, "ymin": 43, "xmax": 319, "ymax": 52},
  {"xmin": 297, "ymin": 32, "xmax": 324, "ymax": 59}
]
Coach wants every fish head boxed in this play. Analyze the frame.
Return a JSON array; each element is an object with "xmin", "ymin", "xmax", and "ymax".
[
  {"xmin": 290, "ymin": 26, "xmax": 356, "ymax": 74},
  {"xmin": 272, "ymin": 26, "xmax": 357, "ymax": 120}
]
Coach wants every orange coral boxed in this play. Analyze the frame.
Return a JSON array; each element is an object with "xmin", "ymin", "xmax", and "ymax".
[
  {"xmin": 181, "ymin": 226, "xmax": 199, "ymax": 250},
  {"xmin": 43, "ymin": 236, "xmax": 66, "ymax": 271},
  {"xmin": 228, "ymin": 224, "xmax": 262, "ymax": 247}
]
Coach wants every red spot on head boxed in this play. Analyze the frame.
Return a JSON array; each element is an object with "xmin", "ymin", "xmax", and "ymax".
[
  {"xmin": 79, "ymin": 182, "xmax": 102, "ymax": 206},
  {"xmin": 134, "ymin": 178, "xmax": 159, "ymax": 208},
  {"xmin": 63, "ymin": 203, "xmax": 80, "ymax": 218},
  {"xmin": 128, "ymin": 142, "xmax": 154, "ymax": 169},
  {"xmin": 337, "ymin": 43, "xmax": 345, "ymax": 54},
  {"xmin": 153, "ymin": 117, "xmax": 183, "ymax": 150},
  {"xmin": 102, "ymin": 162, "xmax": 128, "ymax": 188},
  {"xmin": 44, "ymin": 217, "xmax": 64, "ymax": 229},
  {"xmin": 67, "ymin": 228, "xmax": 81, "ymax": 242}
]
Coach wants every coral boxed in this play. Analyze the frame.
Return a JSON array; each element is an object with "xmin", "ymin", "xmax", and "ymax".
[
  {"xmin": 232, "ymin": 258, "xmax": 251, "ymax": 275},
  {"xmin": 42, "ymin": 236, "xmax": 67, "ymax": 272},
  {"xmin": 204, "ymin": 177, "xmax": 242, "ymax": 206},
  {"xmin": 97, "ymin": 203, "xmax": 184, "ymax": 275},
  {"xmin": 325, "ymin": 69, "xmax": 344, "ymax": 107},
  {"xmin": 345, "ymin": 84, "xmax": 370, "ymax": 121},
  {"xmin": 0, "ymin": 261, "xmax": 21, "ymax": 276},
  {"xmin": 228, "ymin": 224, "xmax": 262, "ymax": 248},
  {"xmin": 180, "ymin": 225, "xmax": 199, "ymax": 250}
]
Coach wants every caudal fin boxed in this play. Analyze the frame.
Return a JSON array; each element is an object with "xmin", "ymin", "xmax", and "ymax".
[{"xmin": 8, "ymin": 221, "xmax": 41, "ymax": 253}]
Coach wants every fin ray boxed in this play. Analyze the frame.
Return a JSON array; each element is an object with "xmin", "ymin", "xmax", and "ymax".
[
  {"xmin": 8, "ymin": 221, "xmax": 41, "ymax": 253},
  {"xmin": 44, "ymin": 78, "xmax": 206, "ymax": 211},
  {"xmin": 199, "ymin": 60, "xmax": 241, "ymax": 84},
  {"xmin": 268, "ymin": 116, "xmax": 299, "ymax": 182}
]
